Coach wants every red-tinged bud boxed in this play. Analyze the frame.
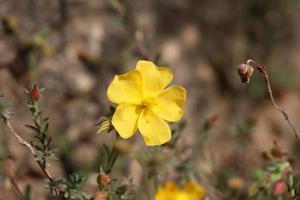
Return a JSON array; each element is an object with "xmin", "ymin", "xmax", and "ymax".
[
  {"xmin": 30, "ymin": 84, "xmax": 40, "ymax": 101},
  {"xmin": 272, "ymin": 179, "xmax": 287, "ymax": 196}
]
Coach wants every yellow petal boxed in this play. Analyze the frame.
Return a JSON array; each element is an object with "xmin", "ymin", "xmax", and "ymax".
[
  {"xmin": 176, "ymin": 193, "xmax": 191, "ymax": 200},
  {"xmin": 155, "ymin": 187, "xmax": 165, "ymax": 200},
  {"xmin": 138, "ymin": 109, "xmax": 171, "ymax": 146},
  {"xmin": 112, "ymin": 104, "xmax": 143, "ymax": 138},
  {"xmin": 107, "ymin": 70, "xmax": 143, "ymax": 104},
  {"xmin": 136, "ymin": 61, "xmax": 173, "ymax": 97},
  {"xmin": 184, "ymin": 182, "xmax": 205, "ymax": 200},
  {"xmin": 155, "ymin": 181, "xmax": 179, "ymax": 200},
  {"xmin": 158, "ymin": 67, "xmax": 173, "ymax": 88},
  {"xmin": 155, "ymin": 187, "xmax": 172, "ymax": 200},
  {"xmin": 164, "ymin": 181, "xmax": 180, "ymax": 191},
  {"xmin": 152, "ymin": 86, "xmax": 186, "ymax": 122}
]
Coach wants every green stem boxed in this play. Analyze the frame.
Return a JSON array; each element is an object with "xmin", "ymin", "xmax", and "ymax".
[
  {"xmin": 144, "ymin": 166, "xmax": 154, "ymax": 200},
  {"xmin": 289, "ymin": 174, "xmax": 295, "ymax": 198},
  {"xmin": 106, "ymin": 133, "xmax": 120, "ymax": 174}
]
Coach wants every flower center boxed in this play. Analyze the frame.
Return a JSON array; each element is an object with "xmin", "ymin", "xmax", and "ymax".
[{"xmin": 141, "ymin": 96, "xmax": 156, "ymax": 108}]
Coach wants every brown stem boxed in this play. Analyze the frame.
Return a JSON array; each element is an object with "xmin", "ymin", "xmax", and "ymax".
[
  {"xmin": 3, "ymin": 160, "xmax": 23, "ymax": 199},
  {"xmin": 246, "ymin": 59, "xmax": 300, "ymax": 142},
  {"xmin": 4, "ymin": 119, "xmax": 66, "ymax": 198}
]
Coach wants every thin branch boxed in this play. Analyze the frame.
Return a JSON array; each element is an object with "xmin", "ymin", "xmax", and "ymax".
[
  {"xmin": 3, "ymin": 159, "xmax": 24, "ymax": 199},
  {"xmin": 10, "ymin": 176, "xmax": 23, "ymax": 199},
  {"xmin": 246, "ymin": 59, "xmax": 300, "ymax": 142},
  {"xmin": 5, "ymin": 120, "xmax": 35, "ymax": 155}
]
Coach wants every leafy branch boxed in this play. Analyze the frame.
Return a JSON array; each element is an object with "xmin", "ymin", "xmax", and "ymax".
[
  {"xmin": 1, "ymin": 86, "xmax": 89, "ymax": 200},
  {"xmin": 46, "ymin": 173, "xmax": 89, "ymax": 200},
  {"xmin": 25, "ymin": 85, "xmax": 58, "ymax": 167}
]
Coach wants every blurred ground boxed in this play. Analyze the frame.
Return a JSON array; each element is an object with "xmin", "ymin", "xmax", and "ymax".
[{"xmin": 1, "ymin": 0, "xmax": 300, "ymax": 199}]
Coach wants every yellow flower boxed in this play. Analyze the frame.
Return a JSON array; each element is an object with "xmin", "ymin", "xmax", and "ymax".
[
  {"xmin": 107, "ymin": 60, "xmax": 186, "ymax": 146},
  {"xmin": 155, "ymin": 181, "xmax": 205, "ymax": 200}
]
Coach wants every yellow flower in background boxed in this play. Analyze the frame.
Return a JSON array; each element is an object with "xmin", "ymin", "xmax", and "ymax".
[
  {"xmin": 107, "ymin": 60, "xmax": 186, "ymax": 146},
  {"xmin": 155, "ymin": 181, "xmax": 205, "ymax": 200}
]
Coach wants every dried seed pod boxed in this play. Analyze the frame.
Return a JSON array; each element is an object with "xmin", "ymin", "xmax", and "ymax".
[
  {"xmin": 97, "ymin": 173, "xmax": 111, "ymax": 189},
  {"xmin": 237, "ymin": 64, "xmax": 254, "ymax": 83}
]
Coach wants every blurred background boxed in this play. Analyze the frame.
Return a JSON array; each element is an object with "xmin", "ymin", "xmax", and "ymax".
[{"xmin": 1, "ymin": 0, "xmax": 300, "ymax": 199}]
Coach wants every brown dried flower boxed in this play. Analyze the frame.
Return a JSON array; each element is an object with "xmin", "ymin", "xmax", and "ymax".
[
  {"xmin": 237, "ymin": 64, "xmax": 254, "ymax": 83},
  {"xmin": 97, "ymin": 173, "xmax": 111, "ymax": 189}
]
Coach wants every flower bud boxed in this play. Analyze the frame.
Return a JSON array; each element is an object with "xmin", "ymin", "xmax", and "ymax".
[
  {"xmin": 227, "ymin": 176, "xmax": 245, "ymax": 190},
  {"xmin": 30, "ymin": 84, "xmax": 40, "ymax": 101},
  {"xmin": 272, "ymin": 179, "xmax": 287, "ymax": 196},
  {"xmin": 237, "ymin": 64, "xmax": 253, "ymax": 83},
  {"xmin": 96, "ymin": 117, "xmax": 113, "ymax": 134}
]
